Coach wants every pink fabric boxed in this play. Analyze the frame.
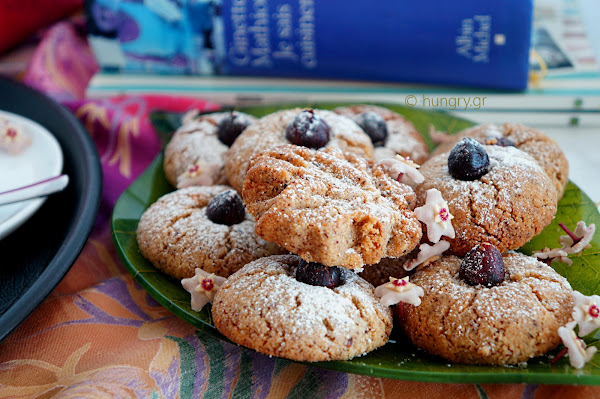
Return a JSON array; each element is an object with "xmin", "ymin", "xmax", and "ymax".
[{"xmin": 24, "ymin": 22, "xmax": 97, "ymax": 102}]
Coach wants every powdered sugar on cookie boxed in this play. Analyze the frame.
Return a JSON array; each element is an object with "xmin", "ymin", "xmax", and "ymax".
[
  {"xmin": 136, "ymin": 185, "xmax": 285, "ymax": 280},
  {"xmin": 225, "ymin": 108, "xmax": 374, "ymax": 193},
  {"xmin": 243, "ymin": 145, "xmax": 422, "ymax": 268},
  {"xmin": 415, "ymin": 145, "xmax": 558, "ymax": 256},
  {"xmin": 212, "ymin": 255, "xmax": 393, "ymax": 362}
]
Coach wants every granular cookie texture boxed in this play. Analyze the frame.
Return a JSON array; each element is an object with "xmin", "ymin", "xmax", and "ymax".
[
  {"xmin": 334, "ymin": 104, "xmax": 429, "ymax": 164},
  {"xmin": 433, "ymin": 123, "xmax": 569, "ymax": 198},
  {"xmin": 164, "ymin": 112, "xmax": 257, "ymax": 188},
  {"xmin": 225, "ymin": 108, "xmax": 374, "ymax": 193},
  {"xmin": 403, "ymin": 253, "xmax": 573, "ymax": 365},
  {"xmin": 136, "ymin": 185, "xmax": 285, "ymax": 280},
  {"xmin": 243, "ymin": 145, "xmax": 422, "ymax": 269},
  {"xmin": 415, "ymin": 145, "xmax": 558, "ymax": 256},
  {"xmin": 212, "ymin": 255, "xmax": 393, "ymax": 362}
]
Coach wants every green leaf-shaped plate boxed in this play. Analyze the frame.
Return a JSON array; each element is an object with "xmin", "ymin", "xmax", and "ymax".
[{"xmin": 112, "ymin": 103, "xmax": 600, "ymax": 384}]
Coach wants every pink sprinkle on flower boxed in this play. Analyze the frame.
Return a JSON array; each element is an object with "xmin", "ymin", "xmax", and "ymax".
[
  {"xmin": 181, "ymin": 269, "xmax": 226, "ymax": 312},
  {"xmin": 392, "ymin": 279, "xmax": 407, "ymax": 287},
  {"xmin": 590, "ymin": 305, "xmax": 599, "ymax": 319},
  {"xmin": 189, "ymin": 164, "xmax": 200, "ymax": 174},
  {"xmin": 438, "ymin": 208, "xmax": 449, "ymax": 222},
  {"xmin": 375, "ymin": 276, "xmax": 424, "ymax": 307},
  {"xmin": 6, "ymin": 128, "xmax": 17, "ymax": 139},
  {"xmin": 201, "ymin": 278, "xmax": 214, "ymax": 292}
]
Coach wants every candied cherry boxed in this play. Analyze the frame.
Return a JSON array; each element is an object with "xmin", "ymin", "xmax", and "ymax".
[
  {"xmin": 285, "ymin": 109, "xmax": 330, "ymax": 149},
  {"xmin": 458, "ymin": 242, "xmax": 505, "ymax": 287},
  {"xmin": 206, "ymin": 189, "xmax": 245, "ymax": 225},
  {"xmin": 447, "ymin": 137, "xmax": 490, "ymax": 181},
  {"xmin": 295, "ymin": 259, "xmax": 343, "ymax": 288},
  {"xmin": 356, "ymin": 111, "xmax": 388, "ymax": 146},
  {"xmin": 217, "ymin": 112, "xmax": 253, "ymax": 146}
]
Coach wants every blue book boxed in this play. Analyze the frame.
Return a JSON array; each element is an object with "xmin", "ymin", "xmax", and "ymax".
[{"xmin": 85, "ymin": 0, "xmax": 533, "ymax": 90}]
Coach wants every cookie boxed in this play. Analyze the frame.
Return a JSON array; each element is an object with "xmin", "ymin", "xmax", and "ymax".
[
  {"xmin": 243, "ymin": 144, "xmax": 422, "ymax": 269},
  {"xmin": 225, "ymin": 108, "xmax": 374, "ymax": 192},
  {"xmin": 403, "ymin": 252, "xmax": 573, "ymax": 365},
  {"xmin": 432, "ymin": 123, "xmax": 568, "ymax": 198},
  {"xmin": 212, "ymin": 254, "xmax": 393, "ymax": 362},
  {"xmin": 136, "ymin": 185, "xmax": 285, "ymax": 280},
  {"xmin": 164, "ymin": 111, "xmax": 256, "ymax": 188},
  {"xmin": 415, "ymin": 144, "xmax": 558, "ymax": 256},
  {"xmin": 334, "ymin": 105, "xmax": 429, "ymax": 164}
]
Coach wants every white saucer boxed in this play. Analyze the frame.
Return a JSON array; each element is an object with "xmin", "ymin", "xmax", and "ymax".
[{"xmin": 0, "ymin": 110, "xmax": 63, "ymax": 240}]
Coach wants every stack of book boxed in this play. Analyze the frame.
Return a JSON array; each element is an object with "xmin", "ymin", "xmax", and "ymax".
[{"xmin": 85, "ymin": 0, "xmax": 600, "ymax": 126}]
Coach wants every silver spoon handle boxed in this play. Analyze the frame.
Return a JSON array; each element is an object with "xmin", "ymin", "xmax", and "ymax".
[{"xmin": 0, "ymin": 174, "xmax": 69, "ymax": 206}]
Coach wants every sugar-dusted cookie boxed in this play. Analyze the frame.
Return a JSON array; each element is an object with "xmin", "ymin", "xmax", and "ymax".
[
  {"xmin": 164, "ymin": 111, "xmax": 256, "ymax": 188},
  {"xmin": 225, "ymin": 108, "xmax": 374, "ymax": 192},
  {"xmin": 136, "ymin": 185, "xmax": 285, "ymax": 280},
  {"xmin": 243, "ymin": 145, "xmax": 422, "ymax": 269},
  {"xmin": 403, "ymin": 249, "xmax": 573, "ymax": 365},
  {"xmin": 415, "ymin": 139, "xmax": 558, "ymax": 256},
  {"xmin": 333, "ymin": 104, "xmax": 429, "ymax": 164},
  {"xmin": 212, "ymin": 254, "xmax": 393, "ymax": 362},
  {"xmin": 432, "ymin": 123, "xmax": 569, "ymax": 198}
]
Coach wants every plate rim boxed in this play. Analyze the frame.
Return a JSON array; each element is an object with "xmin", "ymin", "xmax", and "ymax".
[
  {"xmin": 0, "ymin": 109, "xmax": 64, "ymax": 240},
  {"xmin": 0, "ymin": 77, "xmax": 102, "ymax": 343},
  {"xmin": 112, "ymin": 105, "xmax": 600, "ymax": 385}
]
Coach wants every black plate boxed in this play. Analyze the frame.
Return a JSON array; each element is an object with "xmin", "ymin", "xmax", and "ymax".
[{"xmin": 0, "ymin": 78, "xmax": 102, "ymax": 342}]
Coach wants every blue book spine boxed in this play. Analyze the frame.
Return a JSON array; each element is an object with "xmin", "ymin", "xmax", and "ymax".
[{"xmin": 86, "ymin": 0, "xmax": 533, "ymax": 90}]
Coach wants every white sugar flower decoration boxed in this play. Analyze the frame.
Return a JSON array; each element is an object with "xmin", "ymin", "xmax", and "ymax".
[
  {"xmin": 403, "ymin": 240, "xmax": 450, "ymax": 271},
  {"xmin": 0, "ymin": 121, "xmax": 31, "ymax": 154},
  {"xmin": 533, "ymin": 221, "xmax": 595, "ymax": 266},
  {"xmin": 560, "ymin": 221, "xmax": 595, "ymax": 255},
  {"xmin": 558, "ymin": 321, "xmax": 597, "ymax": 369},
  {"xmin": 414, "ymin": 189, "xmax": 455, "ymax": 243},
  {"xmin": 379, "ymin": 155, "xmax": 424, "ymax": 185},
  {"xmin": 181, "ymin": 268, "xmax": 227, "ymax": 311},
  {"xmin": 374, "ymin": 276, "xmax": 425, "ymax": 307},
  {"xmin": 572, "ymin": 291, "xmax": 600, "ymax": 337},
  {"xmin": 177, "ymin": 161, "xmax": 219, "ymax": 188},
  {"xmin": 533, "ymin": 247, "xmax": 572, "ymax": 266}
]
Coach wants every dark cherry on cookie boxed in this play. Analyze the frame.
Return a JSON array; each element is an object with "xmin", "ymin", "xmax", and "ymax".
[
  {"xmin": 295, "ymin": 259, "xmax": 344, "ymax": 288},
  {"xmin": 447, "ymin": 137, "xmax": 490, "ymax": 181},
  {"xmin": 217, "ymin": 111, "xmax": 254, "ymax": 146},
  {"xmin": 206, "ymin": 189, "xmax": 245, "ymax": 225},
  {"xmin": 356, "ymin": 111, "xmax": 388, "ymax": 146},
  {"xmin": 458, "ymin": 242, "xmax": 505, "ymax": 287},
  {"xmin": 285, "ymin": 109, "xmax": 330, "ymax": 149}
]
